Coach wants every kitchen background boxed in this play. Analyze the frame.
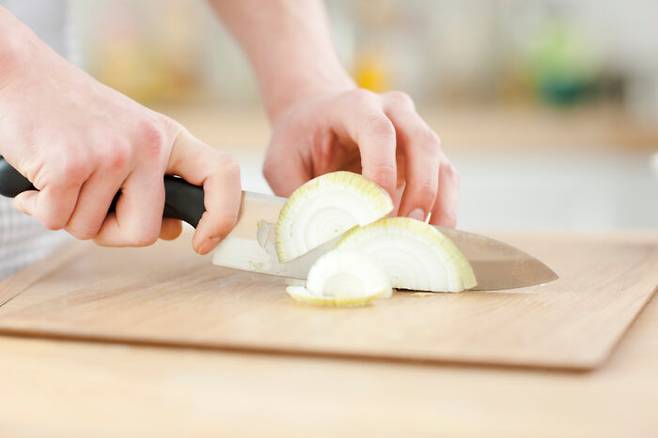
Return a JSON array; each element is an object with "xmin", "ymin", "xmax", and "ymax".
[{"xmin": 69, "ymin": 0, "xmax": 657, "ymax": 231}]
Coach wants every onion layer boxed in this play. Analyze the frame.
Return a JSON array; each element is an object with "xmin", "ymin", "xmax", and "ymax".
[
  {"xmin": 337, "ymin": 217, "xmax": 477, "ymax": 292},
  {"xmin": 275, "ymin": 171, "xmax": 393, "ymax": 262},
  {"xmin": 286, "ymin": 249, "xmax": 392, "ymax": 307}
]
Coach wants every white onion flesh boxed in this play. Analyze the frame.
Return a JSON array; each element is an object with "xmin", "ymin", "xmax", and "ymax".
[
  {"xmin": 286, "ymin": 249, "xmax": 392, "ymax": 307},
  {"xmin": 275, "ymin": 171, "xmax": 393, "ymax": 262},
  {"xmin": 337, "ymin": 217, "xmax": 477, "ymax": 292}
]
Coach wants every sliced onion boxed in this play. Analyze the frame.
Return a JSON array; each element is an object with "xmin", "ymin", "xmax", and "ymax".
[
  {"xmin": 337, "ymin": 217, "xmax": 477, "ymax": 292},
  {"xmin": 275, "ymin": 171, "xmax": 393, "ymax": 262},
  {"xmin": 286, "ymin": 249, "xmax": 392, "ymax": 307}
]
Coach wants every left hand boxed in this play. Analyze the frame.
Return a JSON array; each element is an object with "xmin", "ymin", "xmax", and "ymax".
[{"xmin": 263, "ymin": 88, "xmax": 459, "ymax": 227}]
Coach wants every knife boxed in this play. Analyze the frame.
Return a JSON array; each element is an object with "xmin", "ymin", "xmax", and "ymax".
[{"xmin": 0, "ymin": 157, "xmax": 557, "ymax": 290}]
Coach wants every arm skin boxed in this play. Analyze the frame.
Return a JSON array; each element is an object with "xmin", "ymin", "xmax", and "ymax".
[
  {"xmin": 0, "ymin": 6, "xmax": 241, "ymax": 254},
  {"xmin": 210, "ymin": 0, "xmax": 459, "ymax": 226}
]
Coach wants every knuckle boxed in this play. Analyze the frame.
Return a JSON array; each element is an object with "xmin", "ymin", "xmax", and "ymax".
[
  {"xmin": 417, "ymin": 137, "xmax": 440, "ymax": 156},
  {"xmin": 374, "ymin": 162, "xmax": 397, "ymax": 176},
  {"xmin": 37, "ymin": 207, "xmax": 69, "ymax": 231},
  {"xmin": 412, "ymin": 126, "xmax": 440, "ymax": 151},
  {"xmin": 386, "ymin": 91, "xmax": 414, "ymax": 109},
  {"xmin": 424, "ymin": 129, "xmax": 441, "ymax": 146},
  {"xmin": 207, "ymin": 150, "xmax": 241, "ymax": 182},
  {"xmin": 216, "ymin": 151, "xmax": 240, "ymax": 175},
  {"xmin": 100, "ymin": 141, "xmax": 132, "ymax": 173},
  {"xmin": 129, "ymin": 229, "xmax": 160, "ymax": 247},
  {"xmin": 67, "ymin": 224, "xmax": 99, "ymax": 241},
  {"xmin": 262, "ymin": 146, "xmax": 281, "ymax": 183},
  {"xmin": 366, "ymin": 115, "xmax": 396, "ymax": 141},
  {"xmin": 369, "ymin": 163, "xmax": 397, "ymax": 186},
  {"xmin": 440, "ymin": 162, "xmax": 460, "ymax": 187},
  {"xmin": 349, "ymin": 88, "xmax": 378, "ymax": 107},
  {"xmin": 136, "ymin": 120, "xmax": 165, "ymax": 158},
  {"xmin": 442, "ymin": 162, "xmax": 460, "ymax": 181},
  {"xmin": 57, "ymin": 155, "xmax": 90, "ymax": 182},
  {"xmin": 414, "ymin": 179, "xmax": 438, "ymax": 202},
  {"xmin": 40, "ymin": 216, "xmax": 65, "ymax": 231},
  {"xmin": 262, "ymin": 162, "xmax": 275, "ymax": 186},
  {"xmin": 433, "ymin": 132, "xmax": 443, "ymax": 147}
]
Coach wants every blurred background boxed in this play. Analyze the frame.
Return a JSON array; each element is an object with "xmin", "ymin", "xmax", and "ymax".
[{"xmin": 68, "ymin": 0, "xmax": 658, "ymax": 230}]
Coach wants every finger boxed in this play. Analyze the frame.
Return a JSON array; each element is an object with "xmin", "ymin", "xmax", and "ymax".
[
  {"xmin": 263, "ymin": 141, "xmax": 311, "ymax": 197},
  {"xmin": 65, "ymin": 170, "xmax": 127, "ymax": 240},
  {"xmin": 391, "ymin": 181, "xmax": 405, "ymax": 216},
  {"xmin": 430, "ymin": 159, "xmax": 460, "ymax": 227},
  {"xmin": 168, "ymin": 129, "xmax": 242, "ymax": 254},
  {"xmin": 159, "ymin": 218, "xmax": 183, "ymax": 240},
  {"xmin": 93, "ymin": 167, "xmax": 165, "ymax": 247},
  {"xmin": 14, "ymin": 183, "xmax": 81, "ymax": 230},
  {"xmin": 12, "ymin": 190, "xmax": 38, "ymax": 216},
  {"xmin": 330, "ymin": 90, "xmax": 398, "ymax": 197},
  {"xmin": 382, "ymin": 94, "xmax": 440, "ymax": 220}
]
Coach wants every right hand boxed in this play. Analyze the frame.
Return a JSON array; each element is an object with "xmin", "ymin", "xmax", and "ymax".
[
  {"xmin": 0, "ymin": 24, "xmax": 241, "ymax": 255},
  {"xmin": 264, "ymin": 88, "xmax": 460, "ymax": 227}
]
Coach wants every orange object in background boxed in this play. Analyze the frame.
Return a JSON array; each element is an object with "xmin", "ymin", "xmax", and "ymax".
[{"xmin": 353, "ymin": 52, "xmax": 391, "ymax": 92}]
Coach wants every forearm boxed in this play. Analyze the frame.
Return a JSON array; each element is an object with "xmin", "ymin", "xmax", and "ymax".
[
  {"xmin": 209, "ymin": 0, "xmax": 354, "ymax": 121},
  {"xmin": 0, "ymin": 8, "xmax": 25, "ymax": 87},
  {"xmin": 0, "ymin": 7, "xmax": 48, "ymax": 90}
]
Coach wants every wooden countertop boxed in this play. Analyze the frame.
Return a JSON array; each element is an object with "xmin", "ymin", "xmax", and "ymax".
[
  {"xmin": 1, "ymin": 295, "xmax": 657, "ymax": 436},
  {"xmin": 1, "ymin": 233, "xmax": 657, "ymax": 437}
]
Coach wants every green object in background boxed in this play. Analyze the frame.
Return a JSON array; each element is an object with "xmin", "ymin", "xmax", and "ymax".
[{"xmin": 528, "ymin": 19, "xmax": 600, "ymax": 107}]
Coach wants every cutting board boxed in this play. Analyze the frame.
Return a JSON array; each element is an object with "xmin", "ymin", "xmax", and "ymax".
[{"xmin": 0, "ymin": 232, "xmax": 656, "ymax": 370}]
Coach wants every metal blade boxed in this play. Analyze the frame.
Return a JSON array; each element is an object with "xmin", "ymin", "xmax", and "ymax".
[
  {"xmin": 210, "ymin": 191, "xmax": 336, "ymax": 279},
  {"xmin": 212, "ymin": 220, "xmax": 341, "ymax": 280},
  {"xmin": 437, "ymin": 227, "xmax": 558, "ymax": 290},
  {"xmin": 211, "ymin": 191, "xmax": 558, "ymax": 290}
]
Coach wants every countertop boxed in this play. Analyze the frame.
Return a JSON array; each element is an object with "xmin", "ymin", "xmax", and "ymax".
[
  {"xmin": 1, "ymin": 233, "xmax": 657, "ymax": 437},
  {"xmin": 157, "ymin": 104, "xmax": 658, "ymax": 153}
]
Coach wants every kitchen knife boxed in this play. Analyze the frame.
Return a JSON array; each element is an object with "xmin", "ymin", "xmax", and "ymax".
[{"xmin": 0, "ymin": 157, "xmax": 557, "ymax": 290}]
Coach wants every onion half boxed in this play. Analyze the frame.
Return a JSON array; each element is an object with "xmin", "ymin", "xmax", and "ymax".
[
  {"xmin": 275, "ymin": 171, "xmax": 393, "ymax": 262},
  {"xmin": 337, "ymin": 217, "xmax": 477, "ymax": 292}
]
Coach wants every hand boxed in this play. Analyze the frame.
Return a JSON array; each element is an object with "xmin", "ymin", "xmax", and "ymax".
[
  {"xmin": 0, "ymin": 29, "xmax": 241, "ymax": 254},
  {"xmin": 263, "ymin": 88, "xmax": 459, "ymax": 227}
]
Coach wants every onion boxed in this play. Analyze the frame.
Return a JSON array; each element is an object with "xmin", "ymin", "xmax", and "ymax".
[
  {"xmin": 275, "ymin": 171, "xmax": 393, "ymax": 262},
  {"xmin": 286, "ymin": 249, "xmax": 392, "ymax": 307},
  {"xmin": 337, "ymin": 217, "xmax": 477, "ymax": 292}
]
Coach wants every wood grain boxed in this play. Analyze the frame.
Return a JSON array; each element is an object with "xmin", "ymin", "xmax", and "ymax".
[
  {"xmin": 0, "ymin": 231, "xmax": 656, "ymax": 370},
  {"xmin": 0, "ymin": 241, "xmax": 83, "ymax": 307}
]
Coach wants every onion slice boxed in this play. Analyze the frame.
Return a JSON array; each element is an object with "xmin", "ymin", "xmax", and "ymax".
[
  {"xmin": 286, "ymin": 249, "xmax": 392, "ymax": 307},
  {"xmin": 337, "ymin": 217, "xmax": 477, "ymax": 292},
  {"xmin": 275, "ymin": 171, "xmax": 393, "ymax": 262}
]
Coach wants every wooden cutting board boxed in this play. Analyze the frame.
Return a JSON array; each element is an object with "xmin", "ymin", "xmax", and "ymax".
[{"xmin": 0, "ymin": 231, "xmax": 656, "ymax": 370}]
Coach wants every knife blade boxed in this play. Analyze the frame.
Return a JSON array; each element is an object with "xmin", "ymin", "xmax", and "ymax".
[
  {"xmin": 0, "ymin": 157, "xmax": 557, "ymax": 290},
  {"xmin": 211, "ymin": 192, "xmax": 558, "ymax": 291}
]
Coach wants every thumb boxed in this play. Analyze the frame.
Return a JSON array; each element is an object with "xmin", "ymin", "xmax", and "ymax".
[{"xmin": 167, "ymin": 128, "xmax": 242, "ymax": 254}]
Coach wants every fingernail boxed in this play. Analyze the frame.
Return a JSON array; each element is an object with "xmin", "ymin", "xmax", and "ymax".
[
  {"xmin": 198, "ymin": 236, "xmax": 222, "ymax": 254},
  {"xmin": 408, "ymin": 208, "xmax": 425, "ymax": 221}
]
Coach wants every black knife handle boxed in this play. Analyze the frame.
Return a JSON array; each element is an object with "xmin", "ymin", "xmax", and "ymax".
[{"xmin": 0, "ymin": 156, "xmax": 205, "ymax": 228}]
